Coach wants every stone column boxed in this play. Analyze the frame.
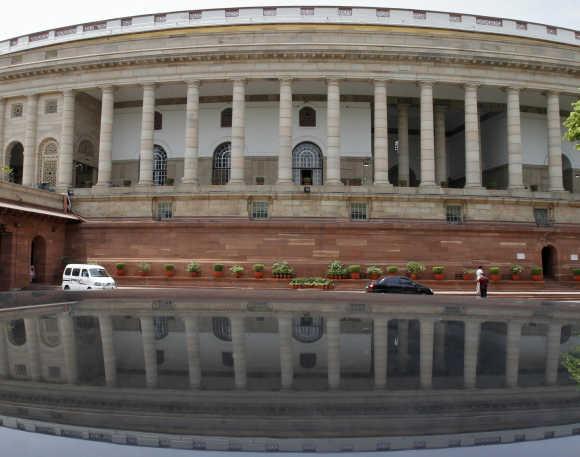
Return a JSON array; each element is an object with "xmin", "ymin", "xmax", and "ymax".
[
  {"xmin": 397, "ymin": 104, "xmax": 410, "ymax": 186},
  {"xmin": 140, "ymin": 316, "xmax": 158, "ymax": 388},
  {"xmin": 373, "ymin": 318, "xmax": 388, "ymax": 388},
  {"xmin": 505, "ymin": 321, "xmax": 522, "ymax": 388},
  {"xmin": 326, "ymin": 79, "xmax": 342, "ymax": 186},
  {"xmin": 56, "ymin": 90, "xmax": 75, "ymax": 191},
  {"xmin": 327, "ymin": 317, "xmax": 341, "ymax": 389},
  {"xmin": 464, "ymin": 320, "xmax": 481, "ymax": 388},
  {"xmin": 0, "ymin": 320, "xmax": 9, "ymax": 378},
  {"xmin": 24, "ymin": 317, "xmax": 40, "ymax": 381},
  {"xmin": 229, "ymin": 79, "xmax": 246, "ymax": 185},
  {"xmin": 419, "ymin": 318, "xmax": 434, "ymax": 389},
  {"xmin": 231, "ymin": 316, "xmax": 247, "ymax": 389},
  {"xmin": 434, "ymin": 321, "xmax": 446, "ymax": 374},
  {"xmin": 506, "ymin": 88, "xmax": 524, "ymax": 190},
  {"xmin": 138, "ymin": 83, "xmax": 156, "ymax": 187},
  {"xmin": 182, "ymin": 81, "xmax": 200, "ymax": 186},
  {"xmin": 184, "ymin": 316, "xmax": 201, "ymax": 388},
  {"xmin": 98, "ymin": 314, "xmax": 117, "ymax": 387},
  {"xmin": 464, "ymin": 84, "xmax": 482, "ymax": 188},
  {"xmin": 58, "ymin": 314, "xmax": 78, "ymax": 384},
  {"xmin": 95, "ymin": 86, "xmax": 114, "ymax": 188},
  {"xmin": 277, "ymin": 78, "xmax": 293, "ymax": 185},
  {"xmin": 547, "ymin": 92, "xmax": 565, "ymax": 192},
  {"xmin": 22, "ymin": 94, "xmax": 38, "ymax": 187},
  {"xmin": 278, "ymin": 315, "xmax": 294, "ymax": 389},
  {"xmin": 398, "ymin": 319, "xmax": 409, "ymax": 373},
  {"xmin": 434, "ymin": 105, "xmax": 448, "ymax": 186},
  {"xmin": 545, "ymin": 323, "xmax": 562, "ymax": 386},
  {"xmin": 374, "ymin": 80, "xmax": 391, "ymax": 186},
  {"xmin": 419, "ymin": 82, "xmax": 436, "ymax": 187},
  {"xmin": 0, "ymin": 98, "xmax": 5, "ymax": 174}
]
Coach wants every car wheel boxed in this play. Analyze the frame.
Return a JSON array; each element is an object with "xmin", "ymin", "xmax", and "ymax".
[{"xmin": 63, "ymin": 285, "xmax": 70, "ymax": 290}]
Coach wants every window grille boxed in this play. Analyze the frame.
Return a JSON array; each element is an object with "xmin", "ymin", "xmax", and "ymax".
[
  {"xmin": 154, "ymin": 111, "xmax": 162, "ymax": 130},
  {"xmin": 446, "ymin": 205, "xmax": 463, "ymax": 224},
  {"xmin": 189, "ymin": 11, "xmax": 202, "ymax": 20},
  {"xmin": 9, "ymin": 38, "xmax": 18, "ymax": 46},
  {"xmin": 413, "ymin": 10, "xmax": 427, "ymax": 20},
  {"xmin": 7, "ymin": 320, "xmax": 26, "ymax": 346},
  {"xmin": 121, "ymin": 18, "xmax": 132, "ymax": 26},
  {"xmin": 250, "ymin": 201, "xmax": 269, "ymax": 220},
  {"xmin": 55, "ymin": 26, "xmax": 76, "ymax": 36},
  {"xmin": 153, "ymin": 145, "xmax": 167, "ymax": 185},
  {"xmin": 449, "ymin": 14, "xmax": 462, "ymax": 23},
  {"xmin": 83, "ymin": 22, "xmax": 106, "ymax": 32},
  {"xmin": 546, "ymin": 26, "xmax": 557, "ymax": 35},
  {"xmin": 301, "ymin": 7, "xmax": 315, "ymax": 16},
  {"xmin": 11, "ymin": 103, "xmax": 23, "ymax": 118},
  {"xmin": 376, "ymin": 9, "xmax": 390, "ymax": 18},
  {"xmin": 263, "ymin": 7, "xmax": 276, "ymax": 16},
  {"xmin": 534, "ymin": 208, "xmax": 552, "ymax": 226},
  {"xmin": 292, "ymin": 316, "xmax": 324, "ymax": 343},
  {"xmin": 40, "ymin": 316, "xmax": 60, "ymax": 347},
  {"xmin": 351, "ymin": 202, "xmax": 368, "ymax": 221},
  {"xmin": 299, "ymin": 107, "xmax": 316, "ymax": 127},
  {"xmin": 476, "ymin": 16, "xmax": 503, "ymax": 26},
  {"xmin": 15, "ymin": 364, "xmax": 27, "ymax": 376},
  {"xmin": 156, "ymin": 201, "xmax": 173, "ymax": 220},
  {"xmin": 45, "ymin": 99, "xmax": 58, "ymax": 114},
  {"xmin": 29, "ymin": 32, "xmax": 49, "ymax": 42},
  {"xmin": 220, "ymin": 108, "xmax": 232, "ymax": 127},
  {"xmin": 212, "ymin": 142, "xmax": 231, "ymax": 185},
  {"xmin": 212, "ymin": 317, "xmax": 232, "ymax": 341},
  {"xmin": 225, "ymin": 9, "xmax": 239, "ymax": 18},
  {"xmin": 154, "ymin": 14, "xmax": 166, "ymax": 23},
  {"xmin": 292, "ymin": 142, "xmax": 323, "ymax": 185},
  {"xmin": 516, "ymin": 21, "xmax": 528, "ymax": 30},
  {"xmin": 338, "ymin": 7, "xmax": 352, "ymax": 16}
]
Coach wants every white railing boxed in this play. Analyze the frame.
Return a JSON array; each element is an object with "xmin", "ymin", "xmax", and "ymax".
[{"xmin": 0, "ymin": 6, "xmax": 578, "ymax": 56}]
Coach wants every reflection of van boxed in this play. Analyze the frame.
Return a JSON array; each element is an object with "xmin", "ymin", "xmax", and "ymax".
[{"xmin": 62, "ymin": 264, "xmax": 116, "ymax": 290}]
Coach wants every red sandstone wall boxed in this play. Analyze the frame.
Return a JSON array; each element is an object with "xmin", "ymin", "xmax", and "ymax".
[{"xmin": 66, "ymin": 219, "xmax": 580, "ymax": 280}]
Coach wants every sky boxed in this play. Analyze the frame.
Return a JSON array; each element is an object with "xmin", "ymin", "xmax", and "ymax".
[{"xmin": 0, "ymin": 0, "xmax": 579, "ymax": 41}]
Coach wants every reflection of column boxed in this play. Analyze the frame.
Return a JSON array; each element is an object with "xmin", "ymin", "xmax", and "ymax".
[
  {"xmin": 398, "ymin": 319, "xmax": 409, "ymax": 373},
  {"xmin": 56, "ymin": 90, "xmax": 75, "ymax": 191},
  {"xmin": 24, "ymin": 317, "xmax": 41, "ymax": 381},
  {"xmin": 547, "ymin": 92, "xmax": 564, "ymax": 192},
  {"xmin": 327, "ymin": 317, "xmax": 341, "ymax": 389},
  {"xmin": 22, "ymin": 94, "xmax": 38, "ymax": 187},
  {"xmin": 98, "ymin": 314, "xmax": 116, "ymax": 387},
  {"xmin": 397, "ymin": 104, "xmax": 410, "ymax": 186},
  {"xmin": 0, "ymin": 99, "xmax": 5, "ymax": 175},
  {"xmin": 95, "ymin": 86, "xmax": 114, "ymax": 188},
  {"xmin": 229, "ymin": 79, "xmax": 246, "ymax": 185},
  {"xmin": 434, "ymin": 321, "xmax": 446, "ymax": 374},
  {"xmin": 545, "ymin": 323, "xmax": 562, "ymax": 386},
  {"xmin": 138, "ymin": 84, "xmax": 155, "ymax": 186},
  {"xmin": 419, "ymin": 82, "xmax": 436, "ymax": 187},
  {"xmin": 464, "ymin": 84, "xmax": 482, "ymax": 188},
  {"xmin": 464, "ymin": 320, "xmax": 481, "ymax": 388},
  {"xmin": 434, "ymin": 105, "xmax": 447, "ymax": 186},
  {"xmin": 277, "ymin": 79, "xmax": 293, "ymax": 185},
  {"xmin": 58, "ymin": 314, "xmax": 78, "ymax": 384},
  {"xmin": 374, "ymin": 80, "xmax": 390, "ymax": 186},
  {"xmin": 184, "ymin": 316, "xmax": 201, "ymax": 388},
  {"xmin": 419, "ymin": 319, "xmax": 434, "ymax": 389},
  {"xmin": 182, "ymin": 81, "xmax": 200, "ymax": 185},
  {"xmin": 278, "ymin": 315, "xmax": 294, "ymax": 389},
  {"xmin": 140, "ymin": 316, "xmax": 158, "ymax": 388},
  {"xmin": 231, "ymin": 316, "xmax": 247, "ymax": 389},
  {"xmin": 0, "ymin": 320, "xmax": 8, "ymax": 377},
  {"xmin": 373, "ymin": 318, "xmax": 388, "ymax": 388},
  {"xmin": 506, "ymin": 88, "xmax": 524, "ymax": 190},
  {"xmin": 326, "ymin": 79, "xmax": 342, "ymax": 185},
  {"xmin": 505, "ymin": 321, "xmax": 522, "ymax": 388}
]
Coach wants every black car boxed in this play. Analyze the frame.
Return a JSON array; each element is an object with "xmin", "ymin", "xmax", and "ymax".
[{"xmin": 366, "ymin": 275, "xmax": 434, "ymax": 295}]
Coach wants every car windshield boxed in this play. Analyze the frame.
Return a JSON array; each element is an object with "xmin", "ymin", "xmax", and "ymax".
[{"xmin": 89, "ymin": 268, "xmax": 109, "ymax": 277}]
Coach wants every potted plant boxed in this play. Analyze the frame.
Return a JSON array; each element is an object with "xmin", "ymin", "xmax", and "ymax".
[
  {"xmin": 137, "ymin": 262, "xmax": 150, "ymax": 277},
  {"xmin": 272, "ymin": 261, "xmax": 294, "ymax": 279},
  {"xmin": 531, "ymin": 266, "xmax": 543, "ymax": 281},
  {"xmin": 463, "ymin": 269, "xmax": 475, "ymax": 280},
  {"xmin": 489, "ymin": 267, "xmax": 501, "ymax": 281},
  {"xmin": 186, "ymin": 261, "xmax": 201, "ymax": 277},
  {"xmin": 327, "ymin": 260, "xmax": 346, "ymax": 279},
  {"xmin": 386, "ymin": 266, "xmax": 398, "ymax": 276},
  {"xmin": 253, "ymin": 263, "xmax": 265, "ymax": 279},
  {"xmin": 115, "ymin": 263, "xmax": 126, "ymax": 276},
  {"xmin": 510, "ymin": 264, "xmax": 523, "ymax": 280},
  {"xmin": 406, "ymin": 261, "xmax": 425, "ymax": 280},
  {"xmin": 366, "ymin": 265, "xmax": 383, "ymax": 280},
  {"xmin": 432, "ymin": 266, "xmax": 445, "ymax": 280},
  {"xmin": 164, "ymin": 264, "xmax": 175, "ymax": 278},
  {"xmin": 347, "ymin": 265, "xmax": 361, "ymax": 279},
  {"xmin": 213, "ymin": 263, "xmax": 225, "ymax": 278},
  {"xmin": 230, "ymin": 265, "xmax": 244, "ymax": 278},
  {"xmin": 574, "ymin": 268, "xmax": 580, "ymax": 282}
]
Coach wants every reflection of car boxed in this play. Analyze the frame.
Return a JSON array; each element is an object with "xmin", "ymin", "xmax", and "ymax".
[
  {"xmin": 62, "ymin": 264, "xmax": 116, "ymax": 291},
  {"xmin": 366, "ymin": 276, "xmax": 434, "ymax": 295}
]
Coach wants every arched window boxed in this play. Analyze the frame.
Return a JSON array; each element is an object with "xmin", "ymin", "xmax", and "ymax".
[
  {"xmin": 299, "ymin": 107, "xmax": 316, "ymax": 127},
  {"xmin": 212, "ymin": 142, "xmax": 231, "ymax": 185},
  {"xmin": 6, "ymin": 142, "xmax": 24, "ymax": 184},
  {"xmin": 40, "ymin": 316, "xmax": 60, "ymax": 347},
  {"xmin": 292, "ymin": 142, "xmax": 323, "ymax": 185},
  {"xmin": 38, "ymin": 139, "xmax": 58, "ymax": 188},
  {"xmin": 7, "ymin": 319, "xmax": 26, "ymax": 346},
  {"xmin": 212, "ymin": 317, "xmax": 232, "ymax": 341},
  {"xmin": 292, "ymin": 316, "xmax": 324, "ymax": 343},
  {"xmin": 154, "ymin": 111, "xmax": 163, "ymax": 130},
  {"xmin": 220, "ymin": 108, "xmax": 232, "ymax": 128},
  {"xmin": 74, "ymin": 140, "xmax": 97, "ymax": 188},
  {"xmin": 153, "ymin": 144, "xmax": 168, "ymax": 185}
]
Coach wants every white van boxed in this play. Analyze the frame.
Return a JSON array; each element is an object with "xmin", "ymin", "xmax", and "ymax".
[{"xmin": 62, "ymin": 264, "xmax": 117, "ymax": 290}]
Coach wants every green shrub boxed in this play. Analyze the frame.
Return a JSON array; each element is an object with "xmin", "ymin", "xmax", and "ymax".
[
  {"xmin": 572, "ymin": 268, "xmax": 580, "ymax": 276},
  {"xmin": 186, "ymin": 262, "xmax": 201, "ymax": 273},
  {"xmin": 432, "ymin": 266, "xmax": 444, "ymax": 274},
  {"xmin": 327, "ymin": 260, "xmax": 346, "ymax": 276},
  {"xmin": 272, "ymin": 261, "xmax": 294, "ymax": 276},
  {"xmin": 230, "ymin": 265, "xmax": 244, "ymax": 274},
  {"xmin": 464, "ymin": 269, "xmax": 475, "ymax": 275},
  {"xmin": 489, "ymin": 266, "xmax": 500, "ymax": 275},
  {"xmin": 213, "ymin": 263, "xmax": 224, "ymax": 272},
  {"xmin": 510, "ymin": 264, "xmax": 523, "ymax": 274},
  {"xmin": 164, "ymin": 264, "xmax": 175, "ymax": 272},
  {"xmin": 406, "ymin": 262, "xmax": 425, "ymax": 274},
  {"xmin": 531, "ymin": 266, "xmax": 543, "ymax": 275},
  {"xmin": 253, "ymin": 263, "xmax": 265, "ymax": 272},
  {"xmin": 366, "ymin": 265, "xmax": 383, "ymax": 276},
  {"xmin": 115, "ymin": 263, "xmax": 125, "ymax": 270},
  {"xmin": 137, "ymin": 262, "xmax": 150, "ymax": 273},
  {"xmin": 386, "ymin": 265, "xmax": 398, "ymax": 274},
  {"xmin": 347, "ymin": 264, "xmax": 361, "ymax": 273}
]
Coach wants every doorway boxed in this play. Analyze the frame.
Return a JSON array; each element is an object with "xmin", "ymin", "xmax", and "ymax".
[
  {"xmin": 541, "ymin": 245, "xmax": 557, "ymax": 279},
  {"xmin": 30, "ymin": 236, "xmax": 46, "ymax": 283}
]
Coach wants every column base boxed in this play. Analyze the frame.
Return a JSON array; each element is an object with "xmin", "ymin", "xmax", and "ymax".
[
  {"xmin": 92, "ymin": 183, "xmax": 111, "ymax": 194},
  {"xmin": 177, "ymin": 182, "xmax": 199, "ymax": 193},
  {"xmin": 418, "ymin": 184, "xmax": 443, "ymax": 194},
  {"xmin": 275, "ymin": 181, "xmax": 300, "ymax": 192},
  {"xmin": 323, "ymin": 181, "xmax": 345, "ymax": 192},
  {"xmin": 54, "ymin": 185, "xmax": 71, "ymax": 194},
  {"xmin": 372, "ymin": 182, "xmax": 395, "ymax": 193},
  {"xmin": 135, "ymin": 182, "xmax": 153, "ymax": 192}
]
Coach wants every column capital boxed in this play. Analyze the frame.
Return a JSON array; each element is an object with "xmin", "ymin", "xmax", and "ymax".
[
  {"xmin": 61, "ymin": 88, "xmax": 75, "ymax": 96},
  {"xmin": 185, "ymin": 79, "xmax": 200, "ymax": 88},
  {"xmin": 464, "ymin": 83, "xmax": 480, "ymax": 91},
  {"xmin": 418, "ymin": 80, "xmax": 434, "ymax": 88},
  {"xmin": 546, "ymin": 91, "xmax": 560, "ymax": 100},
  {"xmin": 141, "ymin": 82, "xmax": 157, "ymax": 90},
  {"xmin": 99, "ymin": 85, "xmax": 114, "ymax": 93},
  {"xmin": 505, "ymin": 86, "xmax": 522, "ymax": 94},
  {"xmin": 232, "ymin": 77, "xmax": 247, "ymax": 84},
  {"xmin": 279, "ymin": 77, "xmax": 293, "ymax": 84},
  {"xmin": 326, "ymin": 78, "xmax": 341, "ymax": 86},
  {"xmin": 373, "ymin": 78, "xmax": 388, "ymax": 87}
]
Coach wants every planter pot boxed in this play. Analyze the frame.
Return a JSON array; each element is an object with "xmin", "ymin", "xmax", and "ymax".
[
  {"xmin": 463, "ymin": 274, "xmax": 474, "ymax": 281},
  {"xmin": 531, "ymin": 275, "xmax": 542, "ymax": 281},
  {"xmin": 234, "ymin": 273, "xmax": 243, "ymax": 278},
  {"xmin": 575, "ymin": 275, "xmax": 580, "ymax": 282},
  {"xmin": 213, "ymin": 271, "xmax": 224, "ymax": 278},
  {"xmin": 511, "ymin": 274, "xmax": 521, "ymax": 281},
  {"xmin": 387, "ymin": 272, "xmax": 398, "ymax": 276},
  {"xmin": 490, "ymin": 274, "xmax": 501, "ymax": 281},
  {"xmin": 433, "ymin": 273, "xmax": 444, "ymax": 280},
  {"xmin": 116, "ymin": 269, "xmax": 126, "ymax": 276},
  {"xmin": 164, "ymin": 270, "xmax": 175, "ymax": 278},
  {"xmin": 138, "ymin": 271, "xmax": 149, "ymax": 277},
  {"xmin": 409, "ymin": 273, "xmax": 417, "ymax": 280},
  {"xmin": 369, "ymin": 273, "xmax": 380, "ymax": 280},
  {"xmin": 350, "ymin": 273, "xmax": 360, "ymax": 280},
  {"xmin": 254, "ymin": 271, "xmax": 264, "ymax": 279},
  {"xmin": 189, "ymin": 271, "xmax": 199, "ymax": 277}
]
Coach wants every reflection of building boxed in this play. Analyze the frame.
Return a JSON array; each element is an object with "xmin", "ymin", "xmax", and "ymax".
[
  {"xmin": 0, "ymin": 293, "xmax": 579, "ymax": 450},
  {"xmin": 0, "ymin": 6, "xmax": 579, "ymax": 283}
]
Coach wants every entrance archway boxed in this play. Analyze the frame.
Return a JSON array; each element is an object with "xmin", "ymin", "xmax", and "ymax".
[
  {"xmin": 562, "ymin": 154, "xmax": 573, "ymax": 192},
  {"xmin": 30, "ymin": 236, "xmax": 46, "ymax": 283},
  {"xmin": 292, "ymin": 142, "xmax": 323, "ymax": 185},
  {"xmin": 541, "ymin": 245, "xmax": 557, "ymax": 279},
  {"xmin": 6, "ymin": 142, "xmax": 24, "ymax": 184}
]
